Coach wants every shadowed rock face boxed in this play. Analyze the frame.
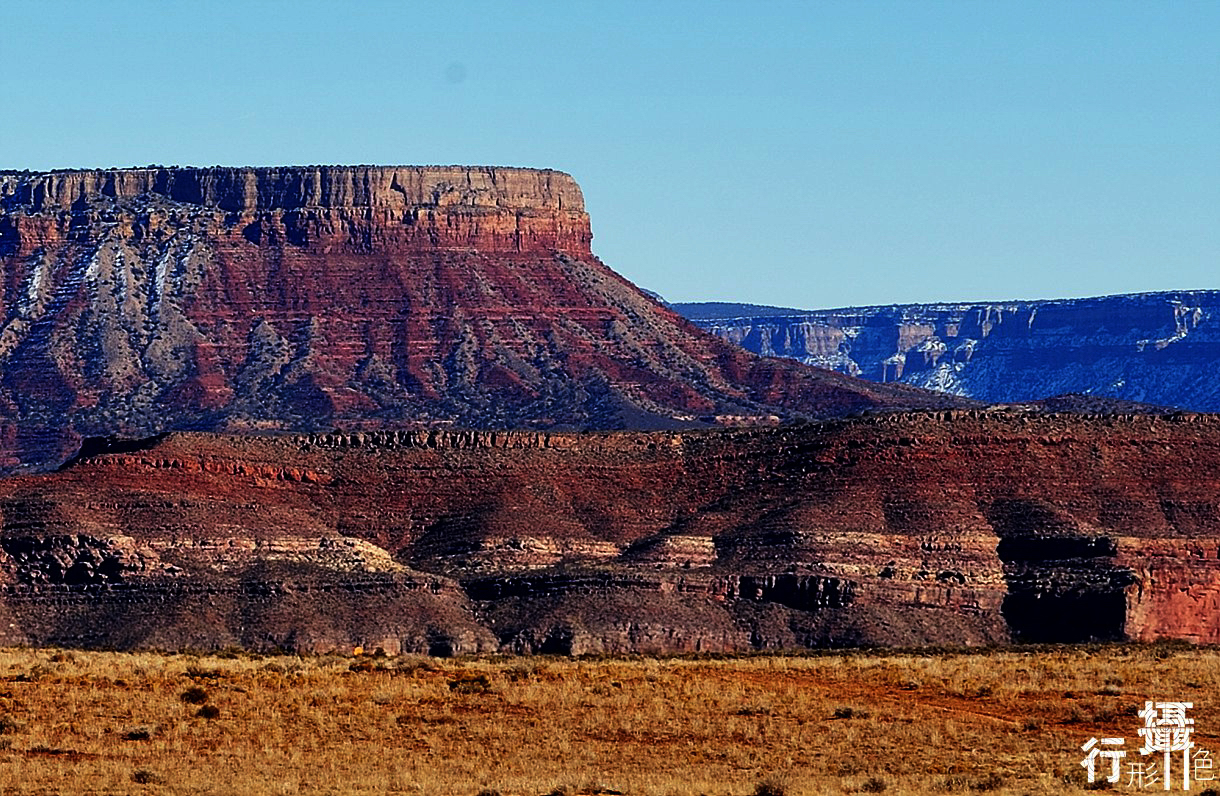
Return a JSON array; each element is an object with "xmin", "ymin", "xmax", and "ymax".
[
  {"xmin": 0, "ymin": 411, "xmax": 1217, "ymax": 653},
  {"xmin": 0, "ymin": 166, "xmax": 967, "ymax": 471},
  {"xmin": 677, "ymin": 293, "xmax": 1220, "ymax": 410}
]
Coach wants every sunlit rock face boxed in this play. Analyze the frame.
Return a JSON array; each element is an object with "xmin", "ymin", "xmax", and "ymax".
[
  {"xmin": 0, "ymin": 411, "xmax": 1216, "ymax": 653},
  {"xmin": 0, "ymin": 166, "xmax": 966, "ymax": 471},
  {"xmin": 678, "ymin": 293, "xmax": 1220, "ymax": 410}
]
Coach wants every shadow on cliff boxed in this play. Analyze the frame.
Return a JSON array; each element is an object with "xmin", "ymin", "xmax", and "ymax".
[{"xmin": 987, "ymin": 498, "xmax": 1132, "ymax": 643}]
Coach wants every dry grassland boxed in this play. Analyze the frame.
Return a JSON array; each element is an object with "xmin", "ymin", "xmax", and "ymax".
[{"xmin": 0, "ymin": 645, "xmax": 1215, "ymax": 795}]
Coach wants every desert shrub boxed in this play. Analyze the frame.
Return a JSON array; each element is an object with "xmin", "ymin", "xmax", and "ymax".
[
  {"xmin": 349, "ymin": 658, "xmax": 381, "ymax": 673},
  {"xmin": 185, "ymin": 665, "xmax": 223, "ymax": 680},
  {"xmin": 196, "ymin": 704, "xmax": 220, "ymax": 720},
  {"xmin": 0, "ymin": 715, "xmax": 25, "ymax": 734},
  {"xmin": 395, "ymin": 656, "xmax": 440, "ymax": 676},
  {"xmin": 179, "ymin": 686, "xmax": 209, "ymax": 704},
  {"xmin": 861, "ymin": 777, "xmax": 887, "ymax": 793},
  {"xmin": 505, "ymin": 663, "xmax": 538, "ymax": 683},
  {"xmin": 449, "ymin": 674, "xmax": 492, "ymax": 694},
  {"xmin": 123, "ymin": 727, "xmax": 152, "ymax": 741},
  {"xmin": 754, "ymin": 779, "xmax": 787, "ymax": 796},
  {"xmin": 970, "ymin": 773, "xmax": 1004, "ymax": 792},
  {"xmin": 833, "ymin": 706, "xmax": 870, "ymax": 719},
  {"xmin": 131, "ymin": 769, "xmax": 162, "ymax": 784}
]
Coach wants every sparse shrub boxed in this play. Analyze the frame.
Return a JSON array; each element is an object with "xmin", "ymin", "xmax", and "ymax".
[
  {"xmin": 185, "ymin": 665, "xmax": 223, "ymax": 680},
  {"xmin": 395, "ymin": 657, "xmax": 440, "ymax": 676},
  {"xmin": 349, "ymin": 658, "xmax": 380, "ymax": 673},
  {"xmin": 123, "ymin": 727, "xmax": 152, "ymax": 741},
  {"xmin": 861, "ymin": 777, "xmax": 887, "ymax": 793},
  {"xmin": 180, "ymin": 686, "xmax": 209, "ymax": 704},
  {"xmin": 833, "ymin": 706, "xmax": 870, "ymax": 720},
  {"xmin": 15, "ymin": 664, "xmax": 49, "ymax": 682},
  {"xmin": 196, "ymin": 704, "xmax": 220, "ymax": 720},
  {"xmin": 131, "ymin": 769, "xmax": 162, "ymax": 784},
  {"xmin": 754, "ymin": 779, "xmax": 788, "ymax": 796},
  {"xmin": 449, "ymin": 674, "xmax": 492, "ymax": 694},
  {"xmin": 505, "ymin": 663, "xmax": 537, "ymax": 683},
  {"xmin": 970, "ymin": 773, "xmax": 1004, "ymax": 792}
]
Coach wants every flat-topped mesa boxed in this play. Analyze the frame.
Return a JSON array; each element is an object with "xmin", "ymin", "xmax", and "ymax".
[
  {"xmin": 0, "ymin": 165, "xmax": 592, "ymax": 256},
  {"xmin": 0, "ymin": 162, "xmax": 968, "ymax": 473},
  {"xmin": 0, "ymin": 165, "xmax": 585, "ymax": 213}
]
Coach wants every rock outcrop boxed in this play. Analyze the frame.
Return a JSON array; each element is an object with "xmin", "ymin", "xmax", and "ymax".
[
  {"xmin": 0, "ymin": 412, "xmax": 1217, "ymax": 652},
  {"xmin": 676, "ymin": 293, "xmax": 1220, "ymax": 410},
  {"xmin": 0, "ymin": 166, "xmax": 966, "ymax": 472}
]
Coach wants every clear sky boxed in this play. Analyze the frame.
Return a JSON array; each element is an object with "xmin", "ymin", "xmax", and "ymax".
[{"xmin": 3, "ymin": 1, "xmax": 1217, "ymax": 309}]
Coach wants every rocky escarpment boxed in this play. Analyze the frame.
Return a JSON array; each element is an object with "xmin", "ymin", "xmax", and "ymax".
[
  {"xmin": 676, "ymin": 292, "xmax": 1220, "ymax": 410},
  {"xmin": 0, "ymin": 413, "xmax": 1217, "ymax": 653},
  {"xmin": 0, "ymin": 166, "xmax": 966, "ymax": 471}
]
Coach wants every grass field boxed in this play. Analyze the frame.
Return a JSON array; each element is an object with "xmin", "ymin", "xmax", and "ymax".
[{"xmin": 0, "ymin": 644, "xmax": 1215, "ymax": 795}]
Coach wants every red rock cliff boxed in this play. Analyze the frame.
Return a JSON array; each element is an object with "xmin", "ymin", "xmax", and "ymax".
[
  {"xmin": 0, "ymin": 166, "xmax": 966, "ymax": 470},
  {"xmin": 0, "ymin": 412, "xmax": 1214, "ymax": 653}
]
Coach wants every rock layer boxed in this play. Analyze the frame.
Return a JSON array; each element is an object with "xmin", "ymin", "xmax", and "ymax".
[
  {"xmin": 677, "ymin": 293, "xmax": 1220, "ymax": 410},
  {"xmin": 0, "ymin": 166, "xmax": 965, "ymax": 471},
  {"xmin": 0, "ymin": 412, "xmax": 1217, "ymax": 652}
]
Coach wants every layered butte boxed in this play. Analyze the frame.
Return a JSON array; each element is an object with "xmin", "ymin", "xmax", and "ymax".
[
  {"xmin": 0, "ymin": 412, "xmax": 1216, "ymax": 653},
  {"xmin": 0, "ymin": 166, "xmax": 964, "ymax": 470}
]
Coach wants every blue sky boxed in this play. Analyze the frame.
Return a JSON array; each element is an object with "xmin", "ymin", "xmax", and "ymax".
[{"xmin": 3, "ymin": 1, "xmax": 1217, "ymax": 309}]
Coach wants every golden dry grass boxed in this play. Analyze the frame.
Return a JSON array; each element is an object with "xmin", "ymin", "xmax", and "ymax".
[{"xmin": 0, "ymin": 645, "xmax": 1215, "ymax": 795}]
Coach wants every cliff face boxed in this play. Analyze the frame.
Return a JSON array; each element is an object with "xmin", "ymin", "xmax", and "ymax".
[
  {"xmin": 0, "ymin": 166, "xmax": 965, "ymax": 471},
  {"xmin": 0, "ymin": 412, "xmax": 1217, "ymax": 653},
  {"xmin": 676, "ymin": 293, "xmax": 1220, "ymax": 410}
]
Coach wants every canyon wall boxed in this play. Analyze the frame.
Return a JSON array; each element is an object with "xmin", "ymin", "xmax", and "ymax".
[
  {"xmin": 0, "ymin": 413, "xmax": 1216, "ymax": 653},
  {"xmin": 677, "ymin": 293, "xmax": 1220, "ymax": 409},
  {"xmin": 0, "ymin": 166, "xmax": 965, "ymax": 471}
]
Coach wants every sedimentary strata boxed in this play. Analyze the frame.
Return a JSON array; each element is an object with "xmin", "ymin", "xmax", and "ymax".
[
  {"xmin": 0, "ymin": 411, "xmax": 1215, "ymax": 652},
  {"xmin": 678, "ymin": 293, "xmax": 1220, "ymax": 410},
  {"xmin": 0, "ymin": 166, "xmax": 964, "ymax": 471}
]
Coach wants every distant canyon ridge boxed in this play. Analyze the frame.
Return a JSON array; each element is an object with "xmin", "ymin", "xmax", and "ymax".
[{"xmin": 676, "ymin": 292, "xmax": 1220, "ymax": 411}]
